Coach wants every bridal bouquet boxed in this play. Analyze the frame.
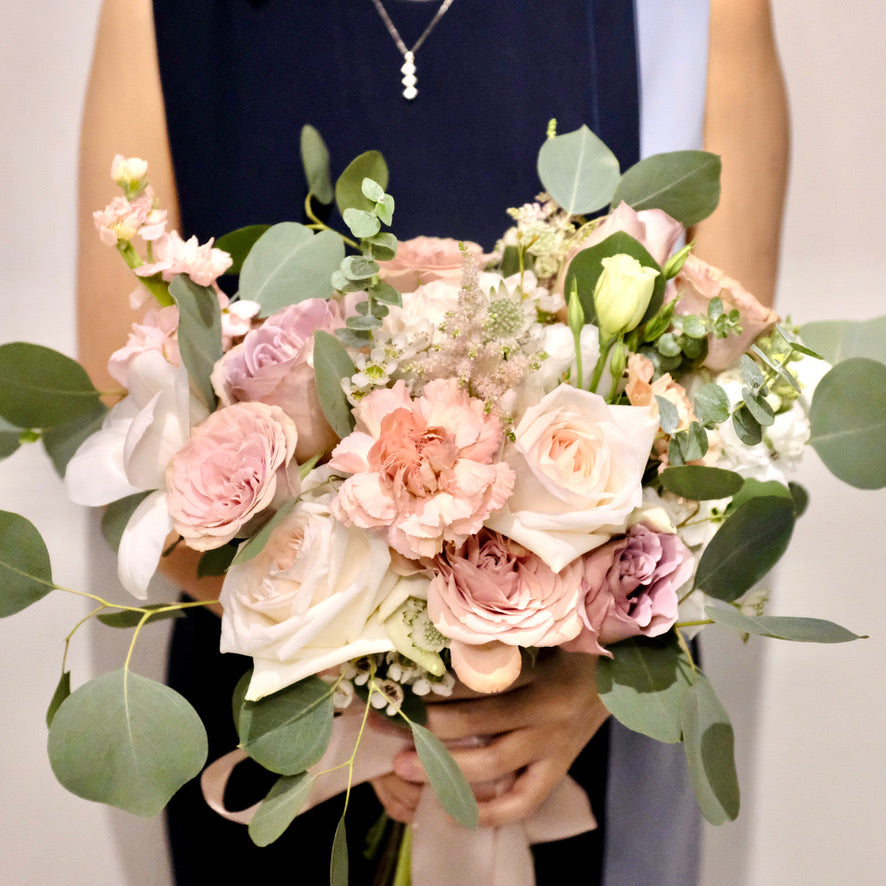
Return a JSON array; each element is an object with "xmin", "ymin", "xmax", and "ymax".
[{"xmin": 1, "ymin": 124, "xmax": 884, "ymax": 877}]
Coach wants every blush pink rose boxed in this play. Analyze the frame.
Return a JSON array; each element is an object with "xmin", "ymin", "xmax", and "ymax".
[
  {"xmin": 165, "ymin": 401, "xmax": 298, "ymax": 550},
  {"xmin": 673, "ymin": 254, "xmax": 779, "ymax": 370},
  {"xmin": 211, "ymin": 299, "xmax": 343, "ymax": 461},
  {"xmin": 378, "ymin": 236, "xmax": 485, "ymax": 293},
  {"xmin": 427, "ymin": 530, "xmax": 584, "ymax": 692},
  {"xmin": 564, "ymin": 524, "xmax": 693, "ymax": 655},
  {"xmin": 329, "ymin": 378, "xmax": 514, "ymax": 560}
]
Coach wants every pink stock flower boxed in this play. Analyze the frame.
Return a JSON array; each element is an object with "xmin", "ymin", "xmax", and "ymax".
[
  {"xmin": 563, "ymin": 524, "xmax": 693, "ymax": 655},
  {"xmin": 165, "ymin": 401, "xmax": 299, "ymax": 551},
  {"xmin": 211, "ymin": 299, "xmax": 343, "ymax": 461},
  {"xmin": 329, "ymin": 378, "xmax": 514, "ymax": 560},
  {"xmin": 135, "ymin": 229, "xmax": 232, "ymax": 287},
  {"xmin": 378, "ymin": 236, "xmax": 485, "ymax": 292},
  {"xmin": 93, "ymin": 189, "xmax": 167, "ymax": 246},
  {"xmin": 107, "ymin": 305, "xmax": 182, "ymax": 387},
  {"xmin": 427, "ymin": 530, "xmax": 584, "ymax": 692},
  {"xmin": 673, "ymin": 254, "xmax": 778, "ymax": 370}
]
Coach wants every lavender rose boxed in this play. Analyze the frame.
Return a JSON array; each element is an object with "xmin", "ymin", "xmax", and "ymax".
[{"xmin": 564, "ymin": 524, "xmax": 693, "ymax": 655}]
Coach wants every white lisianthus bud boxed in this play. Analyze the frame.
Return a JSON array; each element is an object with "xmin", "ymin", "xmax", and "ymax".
[{"xmin": 593, "ymin": 253, "xmax": 659, "ymax": 337}]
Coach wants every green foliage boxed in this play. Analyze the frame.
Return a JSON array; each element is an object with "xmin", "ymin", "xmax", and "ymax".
[
  {"xmin": 611, "ymin": 150, "xmax": 722, "ymax": 227},
  {"xmin": 248, "ymin": 772, "xmax": 315, "ymax": 847},
  {"xmin": 313, "ymin": 330, "xmax": 357, "ymax": 440},
  {"xmin": 236, "ymin": 675, "xmax": 335, "ymax": 775},
  {"xmin": 46, "ymin": 670, "xmax": 71, "ymax": 728},
  {"xmin": 0, "ymin": 343, "xmax": 103, "ymax": 429},
  {"xmin": 537, "ymin": 124, "xmax": 620, "ymax": 216},
  {"xmin": 301, "ymin": 124, "xmax": 335, "ymax": 205},
  {"xmin": 694, "ymin": 495, "xmax": 795, "ymax": 601},
  {"xmin": 681, "ymin": 673, "xmax": 739, "ymax": 825},
  {"xmin": 0, "ymin": 510, "xmax": 54, "ymax": 617},
  {"xmin": 330, "ymin": 816, "xmax": 349, "ymax": 886},
  {"xmin": 705, "ymin": 605, "xmax": 866, "ymax": 643},
  {"xmin": 800, "ymin": 315, "xmax": 886, "ymax": 366},
  {"xmin": 658, "ymin": 465, "xmax": 744, "ymax": 501},
  {"xmin": 96, "ymin": 604, "xmax": 185, "ymax": 629},
  {"xmin": 47, "ymin": 669, "xmax": 207, "ymax": 817},
  {"xmin": 335, "ymin": 151, "xmax": 389, "ymax": 217},
  {"xmin": 596, "ymin": 634, "xmax": 694, "ymax": 744},
  {"xmin": 410, "ymin": 722, "xmax": 479, "ymax": 829},
  {"xmin": 0, "ymin": 416, "xmax": 21, "ymax": 460},
  {"xmin": 809, "ymin": 357, "xmax": 886, "ymax": 489},
  {"xmin": 667, "ymin": 421, "xmax": 709, "ymax": 466},
  {"xmin": 231, "ymin": 499, "xmax": 296, "ymax": 566},
  {"xmin": 170, "ymin": 275, "xmax": 223, "ymax": 410},
  {"xmin": 214, "ymin": 225, "xmax": 272, "ymax": 275},
  {"xmin": 239, "ymin": 222, "xmax": 346, "ymax": 313},
  {"xmin": 693, "ymin": 382, "xmax": 731, "ymax": 427},
  {"xmin": 197, "ymin": 543, "xmax": 238, "ymax": 577}
]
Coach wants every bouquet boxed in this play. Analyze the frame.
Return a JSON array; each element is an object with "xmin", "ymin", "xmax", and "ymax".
[{"xmin": 1, "ymin": 123, "xmax": 884, "ymax": 882}]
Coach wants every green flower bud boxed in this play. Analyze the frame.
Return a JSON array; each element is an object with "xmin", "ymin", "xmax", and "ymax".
[{"xmin": 593, "ymin": 254, "xmax": 659, "ymax": 337}]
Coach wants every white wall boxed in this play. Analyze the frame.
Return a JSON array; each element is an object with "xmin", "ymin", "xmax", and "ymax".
[{"xmin": 0, "ymin": 2, "xmax": 883, "ymax": 884}]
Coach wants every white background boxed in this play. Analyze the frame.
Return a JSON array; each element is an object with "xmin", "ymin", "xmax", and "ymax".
[{"xmin": 1, "ymin": 2, "xmax": 884, "ymax": 883}]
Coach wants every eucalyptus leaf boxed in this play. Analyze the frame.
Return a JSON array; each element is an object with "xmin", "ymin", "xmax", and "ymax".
[
  {"xmin": 300, "ymin": 124, "xmax": 334, "ymax": 205},
  {"xmin": 0, "ymin": 343, "xmax": 102, "ymax": 428},
  {"xmin": 693, "ymin": 382, "xmax": 730, "ymax": 426},
  {"xmin": 681, "ymin": 673, "xmax": 740, "ymax": 825},
  {"xmin": 741, "ymin": 388, "xmax": 775, "ymax": 426},
  {"xmin": 96, "ymin": 604, "xmax": 185, "ymax": 629},
  {"xmin": 231, "ymin": 499, "xmax": 297, "ymax": 566},
  {"xmin": 47, "ymin": 669, "xmax": 207, "ymax": 817},
  {"xmin": 248, "ymin": 772, "xmax": 314, "ymax": 847},
  {"xmin": 239, "ymin": 223, "xmax": 345, "ymax": 312},
  {"xmin": 596, "ymin": 635, "xmax": 694, "ymax": 743},
  {"xmin": 336, "ymin": 151, "xmax": 389, "ymax": 216},
  {"xmin": 313, "ymin": 330, "xmax": 357, "ymax": 440},
  {"xmin": 170, "ymin": 275, "xmax": 223, "ymax": 410},
  {"xmin": 731, "ymin": 404, "xmax": 763, "ymax": 446},
  {"xmin": 237, "ymin": 676, "xmax": 334, "ymax": 775},
  {"xmin": 214, "ymin": 225, "xmax": 272, "ymax": 275},
  {"xmin": 612, "ymin": 150, "xmax": 721, "ymax": 227},
  {"xmin": 197, "ymin": 543, "xmax": 238, "ymax": 577},
  {"xmin": 42, "ymin": 401, "xmax": 107, "ymax": 477},
  {"xmin": 655, "ymin": 395, "xmax": 679, "ymax": 434},
  {"xmin": 658, "ymin": 465, "xmax": 744, "ymax": 501},
  {"xmin": 330, "ymin": 816, "xmax": 349, "ymax": 886},
  {"xmin": 537, "ymin": 125, "xmax": 620, "ymax": 216},
  {"xmin": 0, "ymin": 510, "xmax": 54, "ymax": 617},
  {"xmin": 411, "ymin": 722, "xmax": 479, "ymax": 829},
  {"xmin": 809, "ymin": 357, "xmax": 886, "ymax": 489},
  {"xmin": 705, "ymin": 605, "xmax": 866, "ymax": 643},
  {"xmin": 693, "ymin": 496, "xmax": 795, "ymax": 601},
  {"xmin": 0, "ymin": 422, "xmax": 21, "ymax": 460},
  {"xmin": 800, "ymin": 315, "xmax": 886, "ymax": 366},
  {"xmin": 727, "ymin": 478, "xmax": 792, "ymax": 512},
  {"xmin": 101, "ymin": 491, "xmax": 152, "ymax": 553},
  {"xmin": 343, "ymin": 208, "xmax": 381, "ymax": 239},
  {"xmin": 46, "ymin": 670, "xmax": 71, "ymax": 728}
]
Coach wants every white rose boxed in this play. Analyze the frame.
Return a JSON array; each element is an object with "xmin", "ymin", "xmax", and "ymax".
[
  {"xmin": 220, "ymin": 489, "xmax": 408, "ymax": 700},
  {"xmin": 485, "ymin": 383, "xmax": 659, "ymax": 571}
]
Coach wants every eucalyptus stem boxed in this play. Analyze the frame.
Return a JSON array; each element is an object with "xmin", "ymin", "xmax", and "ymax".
[
  {"xmin": 674, "ymin": 628, "xmax": 698, "ymax": 677},
  {"xmin": 302, "ymin": 191, "xmax": 360, "ymax": 250}
]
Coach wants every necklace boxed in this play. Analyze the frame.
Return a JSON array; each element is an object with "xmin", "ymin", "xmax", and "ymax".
[{"xmin": 368, "ymin": 0, "xmax": 457, "ymax": 100}]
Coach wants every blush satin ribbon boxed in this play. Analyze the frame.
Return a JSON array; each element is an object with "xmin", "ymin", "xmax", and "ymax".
[{"xmin": 201, "ymin": 705, "xmax": 597, "ymax": 886}]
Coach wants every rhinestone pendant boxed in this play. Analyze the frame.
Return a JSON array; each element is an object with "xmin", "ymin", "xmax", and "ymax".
[{"xmin": 401, "ymin": 51, "xmax": 418, "ymax": 100}]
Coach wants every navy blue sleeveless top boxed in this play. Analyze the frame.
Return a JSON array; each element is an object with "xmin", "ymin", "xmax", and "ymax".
[{"xmin": 153, "ymin": 0, "xmax": 639, "ymax": 247}]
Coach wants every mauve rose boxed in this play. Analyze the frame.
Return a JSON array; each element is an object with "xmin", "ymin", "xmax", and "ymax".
[
  {"xmin": 673, "ymin": 254, "xmax": 779, "ymax": 371},
  {"xmin": 564, "ymin": 524, "xmax": 693, "ymax": 655},
  {"xmin": 378, "ymin": 236, "xmax": 484, "ymax": 292},
  {"xmin": 485, "ymin": 383, "xmax": 659, "ymax": 572},
  {"xmin": 427, "ymin": 530, "xmax": 584, "ymax": 692},
  {"xmin": 220, "ymin": 484, "xmax": 410, "ymax": 700},
  {"xmin": 329, "ymin": 378, "xmax": 514, "ymax": 560},
  {"xmin": 165, "ymin": 401, "xmax": 298, "ymax": 550},
  {"xmin": 211, "ymin": 299, "xmax": 342, "ymax": 461}
]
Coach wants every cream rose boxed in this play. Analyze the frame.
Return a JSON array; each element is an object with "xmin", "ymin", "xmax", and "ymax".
[
  {"xmin": 378, "ymin": 235, "xmax": 484, "ymax": 292},
  {"xmin": 219, "ymin": 487, "xmax": 408, "ymax": 700},
  {"xmin": 485, "ymin": 384, "xmax": 659, "ymax": 571}
]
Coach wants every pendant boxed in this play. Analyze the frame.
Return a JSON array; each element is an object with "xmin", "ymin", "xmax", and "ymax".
[{"xmin": 401, "ymin": 51, "xmax": 418, "ymax": 100}]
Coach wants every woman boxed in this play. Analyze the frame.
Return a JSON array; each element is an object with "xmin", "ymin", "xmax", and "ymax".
[{"xmin": 77, "ymin": 1, "xmax": 788, "ymax": 883}]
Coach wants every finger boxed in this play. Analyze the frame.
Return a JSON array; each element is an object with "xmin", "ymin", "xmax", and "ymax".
[
  {"xmin": 475, "ymin": 758, "xmax": 568, "ymax": 828},
  {"xmin": 370, "ymin": 773, "xmax": 423, "ymax": 825}
]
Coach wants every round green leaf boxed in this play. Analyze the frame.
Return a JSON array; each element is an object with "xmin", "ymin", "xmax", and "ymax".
[
  {"xmin": 0, "ymin": 510, "xmax": 54, "ymax": 617},
  {"xmin": 659, "ymin": 465, "xmax": 744, "ymax": 501},
  {"xmin": 809, "ymin": 357, "xmax": 886, "ymax": 489},
  {"xmin": 335, "ymin": 150, "xmax": 389, "ymax": 216},
  {"xmin": 48, "ymin": 670, "xmax": 208, "ymax": 818},
  {"xmin": 237, "ymin": 676, "xmax": 334, "ymax": 775},
  {"xmin": 537, "ymin": 125, "xmax": 620, "ymax": 216},
  {"xmin": 248, "ymin": 772, "xmax": 315, "ymax": 847},
  {"xmin": 239, "ymin": 223, "xmax": 346, "ymax": 313},
  {"xmin": 693, "ymin": 496, "xmax": 795, "ymax": 601},
  {"xmin": 214, "ymin": 224, "xmax": 272, "ymax": 275},
  {"xmin": 596, "ymin": 634, "xmax": 694, "ymax": 743},
  {"xmin": 612, "ymin": 150, "xmax": 722, "ymax": 227},
  {"xmin": 800, "ymin": 315, "xmax": 886, "ymax": 366},
  {"xmin": 0, "ymin": 343, "xmax": 102, "ymax": 429}
]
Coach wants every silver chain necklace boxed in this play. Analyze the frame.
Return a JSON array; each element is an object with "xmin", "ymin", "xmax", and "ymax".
[{"xmin": 368, "ymin": 0, "xmax": 457, "ymax": 100}]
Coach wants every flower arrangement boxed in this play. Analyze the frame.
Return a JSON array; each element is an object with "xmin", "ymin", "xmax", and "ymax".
[{"xmin": 1, "ymin": 123, "xmax": 884, "ymax": 881}]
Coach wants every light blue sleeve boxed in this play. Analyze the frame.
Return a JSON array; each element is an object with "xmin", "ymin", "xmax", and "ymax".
[{"xmin": 634, "ymin": 0, "xmax": 711, "ymax": 156}]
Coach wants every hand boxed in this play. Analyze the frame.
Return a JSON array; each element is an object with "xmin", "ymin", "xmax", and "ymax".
[{"xmin": 369, "ymin": 649, "xmax": 609, "ymax": 827}]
